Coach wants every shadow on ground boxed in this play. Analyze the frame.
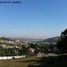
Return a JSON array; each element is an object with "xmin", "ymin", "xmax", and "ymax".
[
  {"xmin": 19, "ymin": 59, "xmax": 39, "ymax": 63},
  {"xmin": 28, "ymin": 55, "xmax": 67, "ymax": 67}
]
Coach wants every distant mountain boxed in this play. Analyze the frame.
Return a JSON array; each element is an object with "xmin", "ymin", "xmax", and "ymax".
[
  {"xmin": 5, "ymin": 37, "xmax": 43, "ymax": 42},
  {"xmin": 0, "ymin": 36, "xmax": 59, "ymax": 43},
  {"xmin": 37, "ymin": 37, "xmax": 59, "ymax": 45},
  {"xmin": 0, "ymin": 37, "xmax": 43, "ymax": 42},
  {"xmin": 42, "ymin": 37, "xmax": 59, "ymax": 42}
]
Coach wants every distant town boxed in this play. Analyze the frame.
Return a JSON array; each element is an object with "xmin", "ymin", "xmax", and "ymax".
[{"xmin": 0, "ymin": 36, "xmax": 59, "ymax": 57}]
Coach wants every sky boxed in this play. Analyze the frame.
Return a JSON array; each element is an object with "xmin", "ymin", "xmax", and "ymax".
[{"xmin": 0, "ymin": 0, "xmax": 67, "ymax": 39}]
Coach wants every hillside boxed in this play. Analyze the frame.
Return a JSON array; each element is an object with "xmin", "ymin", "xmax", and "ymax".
[
  {"xmin": 37, "ymin": 37, "xmax": 59, "ymax": 45},
  {"xmin": 0, "ymin": 37, "xmax": 11, "ymax": 41},
  {"xmin": 42, "ymin": 37, "xmax": 59, "ymax": 42}
]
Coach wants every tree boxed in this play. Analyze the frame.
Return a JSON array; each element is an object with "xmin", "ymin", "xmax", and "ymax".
[
  {"xmin": 18, "ymin": 45, "xmax": 29, "ymax": 55},
  {"xmin": 57, "ymin": 29, "xmax": 67, "ymax": 53}
]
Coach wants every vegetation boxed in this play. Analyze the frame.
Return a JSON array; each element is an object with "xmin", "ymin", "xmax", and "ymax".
[
  {"xmin": 0, "ymin": 48, "xmax": 17, "ymax": 56},
  {"xmin": 57, "ymin": 29, "xmax": 67, "ymax": 53},
  {"xmin": 28, "ymin": 29, "xmax": 67, "ymax": 67}
]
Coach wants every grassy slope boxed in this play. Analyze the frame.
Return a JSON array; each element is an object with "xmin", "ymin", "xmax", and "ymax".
[{"xmin": 0, "ymin": 56, "xmax": 40, "ymax": 67}]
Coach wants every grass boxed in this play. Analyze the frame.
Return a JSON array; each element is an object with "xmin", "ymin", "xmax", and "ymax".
[
  {"xmin": 0, "ymin": 55, "xmax": 67, "ymax": 67},
  {"xmin": 0, "ymin": 56, "xmax": 40, "ymax": 67}
]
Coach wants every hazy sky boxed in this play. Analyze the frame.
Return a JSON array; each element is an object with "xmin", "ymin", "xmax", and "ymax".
[{"xmin": 0, "ymin": 0, "xmax": 67, "ymax": 39}]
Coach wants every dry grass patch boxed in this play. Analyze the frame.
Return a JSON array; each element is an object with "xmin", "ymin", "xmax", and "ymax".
[{"xmin": 0, "ymin": 56, "xmax": 40, "ymax": 67}]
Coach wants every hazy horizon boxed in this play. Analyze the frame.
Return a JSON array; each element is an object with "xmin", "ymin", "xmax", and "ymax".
[{"xmin": 0, "ymin": 0, "xmax": 67, "ymax": 39}]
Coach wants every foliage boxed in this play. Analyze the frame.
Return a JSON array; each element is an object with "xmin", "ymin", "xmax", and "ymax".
[{"xmin": 57, "ymin": 29, "xmax": 67, "ymax": 53}]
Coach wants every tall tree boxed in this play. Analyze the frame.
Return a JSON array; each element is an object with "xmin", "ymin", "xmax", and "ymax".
[{"xmin": 57, "ymin": 29, "xmax": 67, "ymax": 53}]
